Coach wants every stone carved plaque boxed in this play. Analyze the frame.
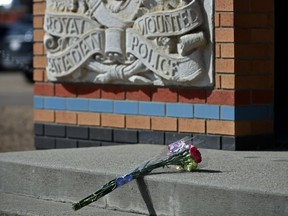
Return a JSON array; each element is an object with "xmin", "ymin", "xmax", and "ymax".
[{"xmin": 44, "ymin": 0, "xmax": 213, "ymax": 86}]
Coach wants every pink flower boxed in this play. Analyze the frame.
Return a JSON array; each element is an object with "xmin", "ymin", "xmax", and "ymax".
[{"xmin": 189, "ymin": 146, "xmax": 202, "ymax": 163}]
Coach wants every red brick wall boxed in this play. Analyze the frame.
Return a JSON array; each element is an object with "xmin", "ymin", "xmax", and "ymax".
[
  {"xmin": 33, "ymin": 0, "xmax": 274, "ymax": 138},
  {"xmin": 214, "ymin": 0, "xmax": 274, "ymax": 136}
]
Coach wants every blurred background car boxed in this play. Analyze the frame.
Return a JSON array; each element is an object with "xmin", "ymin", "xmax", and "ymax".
[
  {"xmin": 0, "ymin": 14, "xmax": 33, "ymax": 81},
  {"xmin": 0, "ymin": 0, "xmax": 33, "ymax": 82}
]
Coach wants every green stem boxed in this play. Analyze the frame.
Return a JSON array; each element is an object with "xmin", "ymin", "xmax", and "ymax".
[
  {"xmin": 72, "ymin": 149, "xmax": 190, "ymax": 211},
  {"xmin": 72, "ymin": 179, "xmax": 117, "ymax": 210}
]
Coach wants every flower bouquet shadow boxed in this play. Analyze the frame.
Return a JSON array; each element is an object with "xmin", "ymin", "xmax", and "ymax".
[
  {"xmin": 136, "ymin": 168, "xmax": 222, "ymax": 216},
  {"xmin": 72, "ymin": 137, "xmax": 211, "ymax": 211}
]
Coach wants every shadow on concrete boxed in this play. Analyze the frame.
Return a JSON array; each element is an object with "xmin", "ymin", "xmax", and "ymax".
[
  {"xmin": 136, "ymin": 177, "xmax": 157, "ymax": 216},
  {"xmin": 136, "ymin": 169, "xmax": 222, "ymax": 216}
]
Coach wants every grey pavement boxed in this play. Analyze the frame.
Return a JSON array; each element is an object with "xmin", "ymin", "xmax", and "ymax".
[
  {"xmin": 0, "ymin": 145, "xmax": 288, "ymax": 216},
  {"xmin": 0, "ymin": 71, "xmax": 34, "ymax": 152},
  {"xmin": 0, "ymin": 71, "xmax": 33, "ymax": 107}
]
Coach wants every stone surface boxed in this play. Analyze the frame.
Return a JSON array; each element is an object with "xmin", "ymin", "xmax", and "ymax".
[
  {"xmin": 44, "ymin": 0, "xmax": 213, "ymax": 86},
  {"xmin": 0, "ymin": 193, "xmax": 141, "ymax": 216},
  {"xmin": 1, "ymin": 145, "xmax": 287, "ymax": 216}
]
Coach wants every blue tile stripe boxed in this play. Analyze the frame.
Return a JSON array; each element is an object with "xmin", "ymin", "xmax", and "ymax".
[
  {"xmin": 90, "ymin": 99, "xmax": 113, "ymax": 113},
  {"xmin": 34, "ymin": 96, "xmax": 44, "ymax": 109},
  {"xmin": 167, "ymin": 103, "xmax": 193, "ymax": 118},
  {"xmin": 67, "ymin": 98, "xmax": 89, "ymax": 111},
  {"xmin": 235, "ymin": 105, "xmax": 273, "ymax": 120},
  {"xmin": 221, "ymin": 106, "xmax": 235, "ymax": 120},
  {"xmin": 34, "ymin": 96, "xmax": 273, "ymax": 121},
  {"xmin": 194, "ymin": 104, "xmax": 219, "ymax": 119},
  {"xmin": 139, "ymin": 102, "xmax": 165, "ymax": 116},
  {"xmin": 114, "ymin": 101, "xmax": 138, "ymax": 114},
  {"xmin": 45, "ymin": 97, "xmax": 66, "ymax": 110}
]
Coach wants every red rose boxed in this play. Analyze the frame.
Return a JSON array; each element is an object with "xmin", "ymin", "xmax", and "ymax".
[{"xmin": 189, "ymin": 146, "xmax": 202, "ymax": 163}]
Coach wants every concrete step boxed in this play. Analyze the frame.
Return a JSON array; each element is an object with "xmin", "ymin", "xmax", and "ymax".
[
  {"xmin": 0, "ymin": 192, "xmax": 141, "ymax": 216},
  {"xmin": 1, "ymin": 145, "xmax": 288, "ymax": 216}
]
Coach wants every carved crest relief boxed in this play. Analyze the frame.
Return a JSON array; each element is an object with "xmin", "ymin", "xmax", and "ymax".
[{"xmin": 44, "ymin": 0, "xmax": 213, "ymax": 86}]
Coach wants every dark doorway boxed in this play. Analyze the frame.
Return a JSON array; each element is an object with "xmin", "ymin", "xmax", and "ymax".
[{"xmin": 274, "ymin": 2, "xmax": 288, "ymax": 148}]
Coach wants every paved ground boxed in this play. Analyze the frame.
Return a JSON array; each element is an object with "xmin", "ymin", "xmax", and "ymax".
[
  {"xmin": 0, "ymin": 71, "xmax": 34, "ymax": 152},
  {"xmin": 1, "ymin": 145, "xmax": 287, "ymax": 216}
]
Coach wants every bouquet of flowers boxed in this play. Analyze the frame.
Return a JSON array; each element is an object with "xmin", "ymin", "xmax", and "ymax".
[{"xmin": 72, "ymin": 136, "xmax": 202, "ymax": 211}]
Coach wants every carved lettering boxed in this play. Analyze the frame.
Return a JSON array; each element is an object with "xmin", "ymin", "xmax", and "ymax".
[
  {"xmin": 47, "ymin": 31, "xmax": 104, "ymax": 76},
  {"xmin": 134, "ymin": 1, "xmax": 203, "ymax": 37},
  {"xmin": 71, "ymin": 47, "xmax": 81, "ymax": 64},
  {"xmin": 127, "ymin": 31, "xmax": 177, "ymax": 79},
  {"xmin": 44, "ymin": 0, "xmax": 213, "ymax": 86},
  {"xmin": 44, "ymin": 13, "xmax": 100, "ymax": 37}
]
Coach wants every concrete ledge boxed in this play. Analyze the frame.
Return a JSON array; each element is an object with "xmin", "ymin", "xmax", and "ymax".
[
  {"xmin": 1, "ymin": 145, "xmax": 288, "ymax": 216},
  {"xmin": 0, "ymin": 193, "xmax": 141, "ymax": 216}
]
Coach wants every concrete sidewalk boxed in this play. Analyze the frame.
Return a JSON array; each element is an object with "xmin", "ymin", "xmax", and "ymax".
[{"xmin": 1, "ymin": 145, "xmax": 288, "ymax": 215}]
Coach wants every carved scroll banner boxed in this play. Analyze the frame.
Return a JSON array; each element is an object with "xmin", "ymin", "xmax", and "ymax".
[
  {"xmin": 44, "ymin": 0, "xmax": 214, "ymax": 86},
  {"xmin": 126, "ymin": 29, "xmax": 204, "ymax": 81},
  {"xmin": 134, "ymin": 0, "xmax": 203, "ymax": 37},
  {"xmin": 46, "ymin": 30, "xmax": 105, "ymax": 76}
]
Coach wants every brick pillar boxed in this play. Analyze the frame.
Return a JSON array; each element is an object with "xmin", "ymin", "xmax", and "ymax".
[
  {"xmin": 214, "ymin": 0, "xmax": 274, "ymax": 149},
  {"xmin": 33, "ymin": 0, "xmax": 275, "ymax": 150}
]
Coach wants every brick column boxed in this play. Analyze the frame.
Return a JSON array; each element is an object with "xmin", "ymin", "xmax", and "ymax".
[
  {"xmin": 214, "ymin": 0, "xmax": 274, "ymax": 149},
  {"xmin": 33, "ymin": 0, "xmax": 275, "ymax": 150}
]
